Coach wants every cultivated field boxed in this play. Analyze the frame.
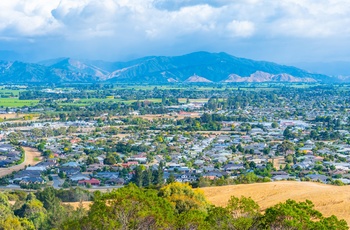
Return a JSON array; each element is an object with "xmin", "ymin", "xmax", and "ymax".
[
  {"xmin": 0, "ymin": 98, "xmax": 39, "ymax": 107},
  {"xmin": 202, "ymin": 181, "xmax": 350, "ymax": 224}
]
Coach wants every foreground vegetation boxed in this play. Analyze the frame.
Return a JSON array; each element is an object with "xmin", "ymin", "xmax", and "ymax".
[{"xmin": 0, "ymin": 183, "xmax": 347, "ymax": 230}]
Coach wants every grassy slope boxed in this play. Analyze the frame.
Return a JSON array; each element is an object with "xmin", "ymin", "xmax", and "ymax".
[{"xmin": 202, "ymin": 181, "xmax": 350, "ymax": 224}]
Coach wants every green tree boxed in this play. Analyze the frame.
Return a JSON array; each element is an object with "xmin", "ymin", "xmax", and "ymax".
[
  {"xmin": 167, "ymin": 173, "xmax": 176, "ymax": 184},
  {"xmin": 142, "ymin": 169, "xmax": 153, "ymax": 187},
  {"xmin": 15, "ymin": 198, "xmax": 47, "ymax": 229},
  {"xmin": 133, "ymin": 165, "xmax": 144, "ymax": 187},
  {"xmin": 159, "ymin": 182, "xmax": 209, "ymax": 214},
  {"xmin": 271, "ymin": 122, "xmax": 279, "ymax": 128},
  {"xmin": 283, "ymin": 127, "xmax": 294, "ymax": 139},
  {"xmin": 262, "ymin": 199, "xmax": 348, "ymax": 230},
  {"xmin": 226, "ymin": 196, "xmax": 261, "ymax": 230},
  {"xmin": 103, "ymin": 155, "xmax": 116, "ymax": 165},
  {"xmin": 277, "ymin": 140, "xmax": 294, "ymax": 155},
  {"xmin": 154, "ymin": 161, "xmax": 164, "ymax": 186},
  {"xmin": 63, "ymin": 184, "xmax": 176, "ymax": 229}
]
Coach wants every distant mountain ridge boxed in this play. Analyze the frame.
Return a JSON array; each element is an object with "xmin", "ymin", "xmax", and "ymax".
[
  {"xmin": 0, "ymin": 52, "xmax": 337, "ymax": 83},
  {"xmin": 223, "ymin": 71, "xmax": 317, "ymax": 83}
]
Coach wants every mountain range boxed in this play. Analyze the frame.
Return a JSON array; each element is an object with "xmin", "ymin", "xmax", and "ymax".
[{"xmin": 0, "ymin": 52, "xmax": 339, "ymax": 83}]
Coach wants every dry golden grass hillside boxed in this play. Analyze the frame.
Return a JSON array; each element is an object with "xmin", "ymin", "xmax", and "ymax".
[{"xmin": 202, "ymin": 181, "xmax": 350, "ymax": 224}]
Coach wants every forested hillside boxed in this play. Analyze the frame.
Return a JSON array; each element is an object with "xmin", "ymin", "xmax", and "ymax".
[{"xmin": 0, "ymin": 183, "xmax": 347, "ymax": 230}]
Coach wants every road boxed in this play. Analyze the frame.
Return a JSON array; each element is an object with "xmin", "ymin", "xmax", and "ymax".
[
  {"xmin": 52, "ymin": 175, "xmax": 64, "ymax": 188},
  {"xmin": 0, "ymin": 146, "xmax": 42, "ymax": 178}
]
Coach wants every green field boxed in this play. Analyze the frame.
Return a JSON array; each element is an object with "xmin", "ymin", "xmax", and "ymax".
[
  {"xmin": 0, "ymin": 98, "xmax": 39, "ymax": 107},
  {"xmin": 57, "ymin": 98, "xmax": 163, "ymax": 107},
  {"xmin": 0, "ymin": 89, "xmax": 23, "ymax": 97}
]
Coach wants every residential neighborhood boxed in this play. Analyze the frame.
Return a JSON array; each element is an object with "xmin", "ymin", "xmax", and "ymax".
[{"xmin": 1, "ymin": 84, "xmax": 350, "ymax": 190}]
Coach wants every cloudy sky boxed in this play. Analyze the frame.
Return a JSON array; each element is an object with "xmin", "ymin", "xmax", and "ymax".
[{"xmin": 1, "ymin": 0, "xmax": 350, "ymax": 64}]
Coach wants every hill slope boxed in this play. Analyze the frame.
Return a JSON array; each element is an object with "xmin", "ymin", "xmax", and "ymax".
[
  {"xmin": 202, "ymin": 181, "xmax": 350, "ymax": 224},
  {"xmin": 103, "ymin": 52, "xmax": 331, "ymax": 82}
]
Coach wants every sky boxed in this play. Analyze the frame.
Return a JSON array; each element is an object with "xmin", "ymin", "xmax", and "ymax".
[{"xmin": 1, "ymin": 0, "xmax": 350, "ymax": 64}]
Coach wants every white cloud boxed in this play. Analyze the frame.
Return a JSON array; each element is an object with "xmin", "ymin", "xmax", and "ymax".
[
  {"xmin": 1, "ymin": 0, "xmax": 349, "ymax": 39},
  {"xmin": 0, "ymin": 0, "xmax": 350, "ymax": 62},
  {"xmin": 0, "ymin": 0, "xmax": 60, "ymax": 36},
  {"xmin": 227, "ymin": 20, "xmax": 255, "ymax": 37}
]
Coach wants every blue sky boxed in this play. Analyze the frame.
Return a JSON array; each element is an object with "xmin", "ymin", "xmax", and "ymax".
[{"xmin": 1, "ymin": 0, "xmax": 350, "ymax": 64}]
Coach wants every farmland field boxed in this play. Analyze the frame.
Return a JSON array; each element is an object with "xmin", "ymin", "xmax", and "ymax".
[
  {"xmin": 0, "ymin": 98, "xmax": 39, "ymax": 107},
  {"xmin": 58, "ymin": 98, "xmax": 163, "ymax": 106}
]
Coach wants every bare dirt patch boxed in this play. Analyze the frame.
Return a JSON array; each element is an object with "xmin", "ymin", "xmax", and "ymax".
[
  {"xmin": 202, "ymin": 181, "xmax": 350, "ymax": 224},
  {"xmin": 0, "ymin": 113, "xmax": 39, "ymax": 121},
  {"xmin": 63, "ymin": 201, "xmax": 92, "ymax": 210}
]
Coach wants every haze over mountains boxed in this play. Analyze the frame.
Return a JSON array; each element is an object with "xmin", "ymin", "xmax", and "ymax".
[{"xmin": 0, "ymin": 52, "xmax": 340, "ymax": 83}]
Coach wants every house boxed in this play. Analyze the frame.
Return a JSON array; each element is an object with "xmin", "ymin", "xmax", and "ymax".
[
  {"xmin": 26, "ymin": 166, "xmax": 47, "ymax": 171},
  {"xmin": 19, "ymin": 177, "xmax": 45, "ymax": 185},
  {"xmin": 95, "ymin": 172, "xmax": 120, "ymax": 179},
  {"xmin": 0, "ymin": 144, "xmax": 15, "ymax": 152},
  {"xmin": 78, "ymin": 178, "xmax": 101, "ymax": 186},
  {"xmin": 127, "ymin": 153, "xmax": 147, "ymax": 163},
  {"xmin": 62, "ymin": 161, "xmax": 79, "ymax": 167},
  {"xmin": 272, "ymin": 174, "xmax": 295, "ymax": 181},
  {"xmin": 223, "ymin": 163, "xmax": 245, "ymax": 172},
  {"xmin": 105, "ymin": 178, "xmax": 125, "ymax": 185},
  {"xmin": 86, "ymin": 163, "xmax": 103, "ymax": 172},
  {"xmin": 35, "ymin": 161, "xmax": 57, "ymax": 168},
  {"xmin": 0, "ymin": 160, "xmax": 11, "ymax": 167},
  {"xmin": 70, "ymin": 174, "xmax": 90, "ymax": 182},
  {"xmin": 121, "ymin": 161, "xmax": 139, "ymax": 168},
  {"xmin": 12, "ymin": 170, "xmax": 42, "ymax": 182},
  {"xmin": 203, "ymin": 171, "xmax": 226, "ymax": 179},
  {"xmin": 306, "ymin": 174, "xmax": 329, "ymax": 183},
  {"xmin": 59, "ymin": 167, "xmax": 80, "ymax": 176},
  {"xmin": 175, "ymin": 173, "xmax": 197, "ymax": 183}
]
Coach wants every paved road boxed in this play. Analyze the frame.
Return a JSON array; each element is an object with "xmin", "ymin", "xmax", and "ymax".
[
  {"xmin": 52, "ymin": 175, "xmax": 64, "ymax": 188},
  {"xmin": 0, "ymin": 147, "xmax": 42, "ymax": 178}
]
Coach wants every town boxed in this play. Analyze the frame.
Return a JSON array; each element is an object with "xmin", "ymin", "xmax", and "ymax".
[{"xmin": 1, "ymin": 83, "xmax": 350, "ymax": 190}]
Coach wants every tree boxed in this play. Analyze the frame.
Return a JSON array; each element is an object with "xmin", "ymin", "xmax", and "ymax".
[
  {"xmin": 277, "ymin": 141, "xmax": 294, "ymax": 155},
  {"xmin": 263, "ymin": 147, "xmax": 270, "ymax": 155},
  {"xmin": 159, "ymin": 182, "xmax": 209, "ymax": 213},
  {"xmin": 15, "ymin": 197, "xmax": 47, "ymax": 229},
  {"xmin": 103, "ymin": 156, "xmax": 116, "ymax": 165},
  {"xmin": 285, "ymin": 155, "xmax": 294, "ymax": 163},
  {"xmin": 167, "ymin": 173, "xmax": 176, "ymax": 184},
  {"xmin": 226, "ymin": 196, "xmax": 261, "ymax": 230},
  {"xmin": 262, "ymin": 199, "xmax": 348, "ymax": 230},
  {"xmin": 36, "ymin": 187, "xmax": 71, "ymax": 228},
  {"xmin": 142, "ymin": 169, "xmax": 153, "ymax": 187},
  {"xmin": 0, "ymin": 193, "xmax": 35, "ymax": 230},
  {"xmin": 283, "ymin": 127, "xmax": 294, "ymax": 139},
  {"xmin": 237, "ymin": 144, "xmax": 244, "ymax": 153},
  {"xmin": 177, "ymin": 209, "xmax": 209, "ymax": 230},
  {"xmin": 133, "ymin": 166, "xmax": 143, "ymax": 187},
  {"xmin": 206, "ymin": 206, "xmax": 233, "ymax": 229},
  {"xmin": 154, "ymin": 161, "xmax": 164, "ymax": 186},
  {"xmin": 271, "ymin": 122, "xmax": 279, "ymax": 128},
  {"xmin": 64, "ymin": 184, "xmax": 176, "ymax": 229}
]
